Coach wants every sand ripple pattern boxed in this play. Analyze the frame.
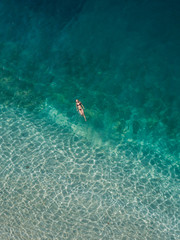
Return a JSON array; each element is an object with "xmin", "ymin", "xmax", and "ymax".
[{"xmin": 0, "ymin": 106, "xmax": 179, "ymax": 240}]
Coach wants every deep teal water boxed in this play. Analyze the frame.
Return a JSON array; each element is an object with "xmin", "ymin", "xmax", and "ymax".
[{"xmin": 0, "ymin": 0, "xmax": 179, "ymax": 239}]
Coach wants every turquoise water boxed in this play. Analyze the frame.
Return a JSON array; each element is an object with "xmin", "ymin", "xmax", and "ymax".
[{"xmin": 0, "ymin": 0, "xmax": 179, "ymax": 239}]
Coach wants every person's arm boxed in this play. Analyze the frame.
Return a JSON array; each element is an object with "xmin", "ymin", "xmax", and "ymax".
[
  {"xmin": 76, "ymin": 104, "xmax": 78, "ymax": 111},
  {"xmin": 81, "ymin": 104, "xmax": 85, "ymax": 109}
]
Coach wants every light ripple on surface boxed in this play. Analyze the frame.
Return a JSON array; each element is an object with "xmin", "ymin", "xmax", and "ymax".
[{"xmin": 0, "ymin": 105, "xmax": 179, "ymax": 240}]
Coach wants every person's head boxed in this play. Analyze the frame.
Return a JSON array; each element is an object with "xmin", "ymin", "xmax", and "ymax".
[{"xmin": 76, "ymin": 99, "xmax": 79, "ymax": 103}]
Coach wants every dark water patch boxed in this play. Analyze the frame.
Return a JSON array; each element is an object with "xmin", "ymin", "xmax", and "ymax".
[{"xmin": 0, "ymin": 0, "xmax": 179, "ymax": 148}]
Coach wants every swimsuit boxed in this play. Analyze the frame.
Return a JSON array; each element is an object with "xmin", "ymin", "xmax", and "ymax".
[{"xmin": 77, "ymin": 103, "xmax": 83, "ymax": 113}]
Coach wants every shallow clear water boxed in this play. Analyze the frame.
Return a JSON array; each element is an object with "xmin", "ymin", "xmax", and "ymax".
[{"xmin": 0, "ymin": 0, "xmax": 179, "ymax": 239}]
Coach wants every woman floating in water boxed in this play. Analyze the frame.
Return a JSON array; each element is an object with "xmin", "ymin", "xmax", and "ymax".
[{"xmin": 76, "ymin": 99, "xmax": 87, "ymax": 121}]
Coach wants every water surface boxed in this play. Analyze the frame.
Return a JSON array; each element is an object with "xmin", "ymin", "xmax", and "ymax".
[{"xmin": 0, "ymin": 0, "xmax": 179, "ymax": 239}]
